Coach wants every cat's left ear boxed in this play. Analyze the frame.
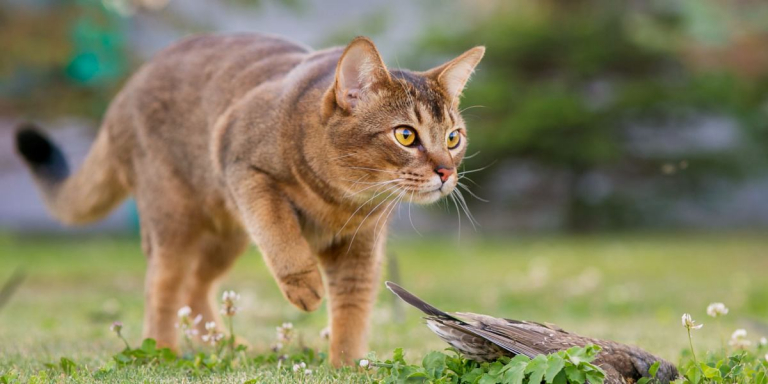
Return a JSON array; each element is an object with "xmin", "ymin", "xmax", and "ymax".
[
  {"xmin": 425, "ymin": 46, "xmax": 485, "ymax": 107},
  {"xmin": 332, "ymin": 36, "xmax": 391, "ymax": 112}
]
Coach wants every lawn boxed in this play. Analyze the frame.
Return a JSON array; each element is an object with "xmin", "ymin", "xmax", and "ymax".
[{"xmin": 0, "ymin": 232, "xmax": 766, "ymax": 382}]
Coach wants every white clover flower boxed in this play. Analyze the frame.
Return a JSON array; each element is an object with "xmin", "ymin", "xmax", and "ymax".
[
  {"xmin": 729, "ymin": 329, "xmax": 751, "ymax": 349},
  {"xmin": 730, "ymin": 339, "xmax": 751, "ymax": 349},
  {"xmin": 300, "ymin": 362, "xmax": 306, "ymax": 369},
  {"xmin": 360, "ymin": 359, "xmax": 370, "ymax": 368},
  {"xmin": 765, "ymin": 353, "xmax": 768, "ymax": 362},
  {"xmin": 221, "ymin": 290, "xmax": 241, "ymax": 317},
  {"xmin": 760, "ymin": 337, "xmax": 767, "ymax": 347},
  {"xmin": 276, "ymin": 323, "xmax": 294, "ymax": 344},
  {"xmin": 110, "ymin": 321, "xmax": 123, "ymax": 334},
  {"xmin": 200, "ymin": 332, "xmax": 224, "ymax": 347},
  {"xmin": 176, "ymin": 306, "xmax": 202, "ymax": 337},
  {"xmin": 304, "ymin": 369, "xmax": 312, "ymax": 375},
  {"xmin": 222, "ymin": 290, "xmax": 241, "ymax": 302},
  {"xmin": 320, "ymin": 326, "xmax": 330, "ymax": 340},
  {"xmin": 178, "ymin": 306, "xmax": 192, "ymax": 318},
  {"xmin": 682, "ymin": 313, "xmax": 703, "ymax": 330},
  {"xmin": 292, "ymin": 364, "xmax": 301, "ymax": 372},
  {"xmin": 706, "ymin": 303, "xmax": 729, "ymax": 318},
  {"xmin": 200, "ymin": 321, "xmax": 224, "ymax": 346},
  {"xmin": 272, "ymin": 342, "xmax": 283, "ymax": 352}
]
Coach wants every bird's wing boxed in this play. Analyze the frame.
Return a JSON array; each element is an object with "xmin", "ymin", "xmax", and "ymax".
[
  {"xmin": 439, "ymin": 319, "xmax": 544, "ymax": 358},
  {"xmin": 451, "ymin": 312, "xmax": 567, "ymax": 357}
]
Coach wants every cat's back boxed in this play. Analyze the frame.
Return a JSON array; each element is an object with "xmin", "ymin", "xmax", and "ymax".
[
  {"xmin": 130, "ymin": 34, "xmax": 312, "ymax": 119},
  {"xmin": 113, "ymin": 34, "xmax": 314, "ymax": 193}
]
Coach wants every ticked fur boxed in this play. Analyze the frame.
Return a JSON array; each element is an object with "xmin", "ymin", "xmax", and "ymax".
[{"xmin": 15, "ymin": 34, "xmax": 484, "ymax": 366}]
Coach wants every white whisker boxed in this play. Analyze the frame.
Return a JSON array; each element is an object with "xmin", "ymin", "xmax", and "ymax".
[
  {"xmin": 370, "ymin": 187, "xmax": 405, "ymax": 250},
  {"xmin": 373, "ymin": 188, "xmax": 407, "ymax": 249},
  {"xmin": 458, "ymin": 174, "xmax": 481, "ymax": 188},
  {"xmin": 457, "ymin": 182, "xmax": 489, "ymax": 203},
  {"xmin": 449, "ymin": 192, "xmax": 461, "ymax": 241},
  {"xmin": 459, "ymin": 104, "xmax": 485, "ymax": 114},
  {"xmin": 337, "ymin": 183, "xmax": 400, "ymax": 237},
  {"xmin": 407, "ymin": 190, "xmax": 422, "ymax": 236},
  {"xmin": 458, "ymin": 160, "xmax": 497, "ymax": 176},
  {"xmin": 462, "ymin": 151, "xmax": 481, "ymax": 160},
  {"xmin": 453, "ymin": 188, "xmax": 479, "ymax": 230},
  {"xmin": 346, "ymin": 186, "xmax": 402, "ymax": 254},
  {"xmin": 340, "ymin": 173, "xmax": 371, "ymax": 191},
  {"xmin": 344, "ymin": 179, "xmax": 402, "ymax": 198}
]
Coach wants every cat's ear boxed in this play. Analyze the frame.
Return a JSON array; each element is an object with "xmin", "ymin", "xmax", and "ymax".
[
  {"xmin": 425, "ymin": 46, "xmax": 485, "ymax": 107},
  {"xmin": 333, "ymin": 36, "xmax": 391, "ymax": 112}
]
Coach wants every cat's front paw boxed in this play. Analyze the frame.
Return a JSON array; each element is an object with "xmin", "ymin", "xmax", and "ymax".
[{"xmin": 279, "ymin": 267, "xmax": 325, "ymax": 312}]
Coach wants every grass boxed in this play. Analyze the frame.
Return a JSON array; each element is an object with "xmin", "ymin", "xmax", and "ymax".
[{"xmin": 0, "ymin": 231, "xmax": 767, "ymax": 382}]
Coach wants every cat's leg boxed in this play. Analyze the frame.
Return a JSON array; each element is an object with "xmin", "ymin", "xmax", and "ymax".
[
  {"xmin": 141, "ymin": 237, "xmax": 198, "ymax": 349},
  {"xmin": 136, "ymin": 188, "xmax": 203, "ymax": 350},
  {"xmin": 319, "ymin": 229, "xmax": 385, "ymax": 367},
  {"xmin": 184, "ymin": 229, "xmax": 249, "ymax": 336},
  {"xmin": 227, "ymin": 170, "xmax": 325, "ymax": 312}
]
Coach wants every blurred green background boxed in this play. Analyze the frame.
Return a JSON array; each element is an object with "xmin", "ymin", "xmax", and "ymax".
[
  {"xmin": 1, "ymin": 0, "xmax": 767, "ymax": 380},
  {"xmin": 4, "ymin": 0, "xmax": 768, "ymax": 232}
]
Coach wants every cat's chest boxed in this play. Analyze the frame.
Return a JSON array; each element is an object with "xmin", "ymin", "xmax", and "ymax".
[
  {"xmin": 293, "ymin": 202, "xmax": 372, "ymax": 251},
  {"xmin": 300, "ymin": 220, "xmax": 337, "ymax": 252},
  {"xmin": 286, "ymin": 182, "xmax": 383, "ymax": 252}
]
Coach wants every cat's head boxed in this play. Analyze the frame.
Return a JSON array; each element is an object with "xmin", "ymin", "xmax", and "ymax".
[{"xmin": 322, "ymin": 37, "xmax": 484, "ymax": 205}]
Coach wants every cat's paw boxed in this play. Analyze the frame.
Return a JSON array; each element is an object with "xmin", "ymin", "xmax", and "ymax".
[{"xmin": 279, "ymin": 267, "xmax": 325, "ymax": 312}]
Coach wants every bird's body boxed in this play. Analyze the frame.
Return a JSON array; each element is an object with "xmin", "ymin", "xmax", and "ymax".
[{"xmin": 386, "ymin": 282, "xmax": 679, "ymax": 384}]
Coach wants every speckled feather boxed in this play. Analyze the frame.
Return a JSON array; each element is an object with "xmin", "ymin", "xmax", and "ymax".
[{"xmin": 386, "ymin": 282, "xmax": 679, "ymax": 384}]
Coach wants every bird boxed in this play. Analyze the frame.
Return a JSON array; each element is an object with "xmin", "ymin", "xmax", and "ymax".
[{"xmin": 385, "ymin": 281, "xmax": 679, "ymax": 384}]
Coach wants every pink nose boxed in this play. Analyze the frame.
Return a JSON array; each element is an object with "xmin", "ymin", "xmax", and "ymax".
[{"xmin": 434, "ymin": 166, "xmax": 454, "ymax": 183}]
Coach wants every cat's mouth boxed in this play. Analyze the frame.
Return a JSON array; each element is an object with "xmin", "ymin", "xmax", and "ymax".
[
  {"xmin": 343, "ymin": 174, "xmax": 455, "ymax": 205},
  {"xmin": 406, "ymin": 181, "xmax": 456, "ymax": 204},
  {"xmin": 408, "ymin": 189, "xmax": 442, "ymax": 204}
]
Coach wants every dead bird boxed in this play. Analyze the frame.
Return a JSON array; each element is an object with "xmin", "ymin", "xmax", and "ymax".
[{"xmin": 386, "ymin": 281, "xmax": 679, "ymax": 384}]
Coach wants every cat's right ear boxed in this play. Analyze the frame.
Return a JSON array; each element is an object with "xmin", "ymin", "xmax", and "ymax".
[{"xmin": 331, "ymin": 36, "xmax": 391, "ymax": 113}]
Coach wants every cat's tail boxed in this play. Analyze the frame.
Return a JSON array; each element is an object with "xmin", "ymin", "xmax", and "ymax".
[{"xmin": 15, "ymin": 123, "xmax": 129, "ymax": 225}]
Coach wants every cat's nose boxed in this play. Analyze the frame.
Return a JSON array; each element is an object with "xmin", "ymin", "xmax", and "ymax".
[{"xmin": 434, "ymin": 166, "xmax": 454, "ymax": 183}]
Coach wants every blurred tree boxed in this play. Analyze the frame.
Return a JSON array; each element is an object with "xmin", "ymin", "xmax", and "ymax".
[
  {"xmin": 0, "ymin": 1, "xmax": 132, "ymax": 119},
  {"xmin": 419, "ymin": 0, "xmax": 768, "ymax": 231},
  {"xmin": 0, "ymin": 0, "xmax": 305, "ymax": 120}
]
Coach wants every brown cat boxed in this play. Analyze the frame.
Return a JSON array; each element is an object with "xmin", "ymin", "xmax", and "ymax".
[{"xmin": 15, "ymin": 33, "xmax": 484, "ymax": 366}]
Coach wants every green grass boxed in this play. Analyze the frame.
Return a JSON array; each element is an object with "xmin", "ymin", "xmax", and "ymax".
[{"xmin": 1, "ymin": 232, "xmax": 767, "ymax": 382}]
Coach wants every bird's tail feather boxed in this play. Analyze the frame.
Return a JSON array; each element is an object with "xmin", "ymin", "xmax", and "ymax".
[{"xmin": 385, "ymin": 281, "xmax": 452, "ymax": 319}]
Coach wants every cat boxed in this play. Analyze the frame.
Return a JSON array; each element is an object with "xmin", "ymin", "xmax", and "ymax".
[{"xmin": 15, "ymin": 33, "xmax": 484, "ymax": 366}]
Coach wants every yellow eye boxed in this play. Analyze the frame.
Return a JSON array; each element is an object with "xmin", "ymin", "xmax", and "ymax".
[
  {"xmin": 394, "ymin": 126, "xmax": 416, "ymax": 146},
  {"xmin": 447, "ymin": 130, "xmax": 461, "ymax": 149}
]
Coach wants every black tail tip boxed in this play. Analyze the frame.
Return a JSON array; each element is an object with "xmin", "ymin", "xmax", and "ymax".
[
  {"xmin": 16, "ymin": 124, "xmax": 54, "ymax": 166},
  {"xmin": 15, "ymin": 123, "xmax": 69, "ymax": 180}
]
